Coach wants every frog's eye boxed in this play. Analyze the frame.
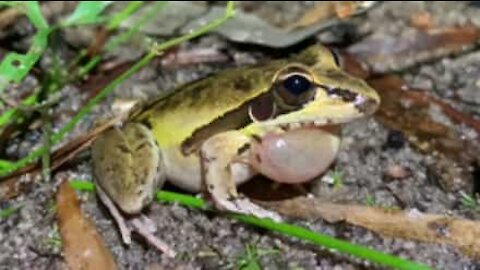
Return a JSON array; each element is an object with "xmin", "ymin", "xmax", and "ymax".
[
  {"xmin": 283, "ymin": 74, "xmax": 312, "ymax": 96},
  {"xmin": 274, "ymin": 69, "xmax": 315, "ymax": 108}
]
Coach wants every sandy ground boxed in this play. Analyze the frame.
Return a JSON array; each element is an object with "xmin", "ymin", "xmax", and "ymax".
[{"xmin": 1, "ymin": 2, "xmax": 480, "ymax": 269}]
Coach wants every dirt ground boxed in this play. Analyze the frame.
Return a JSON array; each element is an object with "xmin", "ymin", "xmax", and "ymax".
[{"xmin": 1, "ymin": 1, "xmax": 480, "ymax": 269}]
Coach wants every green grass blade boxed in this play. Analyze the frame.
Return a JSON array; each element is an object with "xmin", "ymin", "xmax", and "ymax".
[
  {"xmin": 23, "ymin": 1, "xmax": 48, "ymax": 29},
  {"xmin": 0, "ymin": 1, "xmax": 235, "ymax": 177},
  {"xmin": 0, "ymin": 160, "xmax": 14, "ymax": 170},
  {"xmin": 0, "ymin": 92, "xmax": 38, "ymax": 130},
  {"xmin": 0, "ymin": 28, "xmax": 50, "ymax": 91},
  {"xmin": 156, "ymin": 190, "xmax": 432, "ymax": 270},
  {"xmin": 150, "ymin": 1, "xmax": 235, "ymax": 54},
  {"xmin": 62, "ymin": 1, "xmax": 113, "ymax": 26},
  {"xmin": 68, "ymin": 180, "xmax": 433, "ymax": 270},
  {"xmin": 155, "ymin": 189, "xmax": 207, "ymax": 209},
  {"xmin": 230, "ymin": 214, "xmax": 432, "ymax": 270},
  {"xmin": 104, "ymin": 1, "xmax": 167, "ymax": 52},
  {"xmin": 0, "ymin": 205, "xmax": 21, "ymax": 219},
  {"xmin": 70, "ymin": 179, "xmax": 96, "ymax": 192},
  {"xmin": 0, "ymin": 2, "xmax": 50, "ymax": 92},
  {"xmin": 106, "ymin": 1, "xmax": 144, "ymax": 30}
]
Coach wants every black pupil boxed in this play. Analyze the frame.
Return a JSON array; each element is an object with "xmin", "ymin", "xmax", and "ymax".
[{"xmin": 283, "ymin": 74, "xmax": 311, "ymax": 95}]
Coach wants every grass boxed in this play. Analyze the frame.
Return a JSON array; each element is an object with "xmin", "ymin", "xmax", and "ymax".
[
  {"xmin": 0, "ymin": 1, "xmax": 235, "ymax": 177},
  {"xmin": 330, "ymin": 169, "xmax": 344, "ymax": 190},
  {"xmin": 233, "ymin": 243, "xmax": 280, "ymax": 270},
  {"xmin": 69, "ymin": 180, "xmax": 433, "ymax": 270},
  {"xmin": 459, "ymin": 191, "xmax": 480, "ymax": 211},
  {"xmin": 364, "ymin": 193, "xmax": 377, "ymax": 207},
  {"xmin": 46, "ymin": 225, "xmax": 62, "ymax": 249},
  {"xmin": 0, "ymin": 204, "xmax": 21, "ymax": 219}
]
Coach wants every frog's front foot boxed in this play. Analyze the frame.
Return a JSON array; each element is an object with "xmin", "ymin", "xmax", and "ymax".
[
  {"xmin": 214, "ymin": 195, "xmax": 283, "ymax": 222},
  {"xmin": 200, "ymin": 131, "xmax": 283, "ymax": 222}
]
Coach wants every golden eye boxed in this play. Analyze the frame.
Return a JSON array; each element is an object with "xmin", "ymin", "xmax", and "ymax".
[
  {"xmin": 273, "ymin": 66, "xmax": 316, "ymax": 108},
  {"xmin": 283, "ymin": 74, "xmax": 312, "ymax": 95}
]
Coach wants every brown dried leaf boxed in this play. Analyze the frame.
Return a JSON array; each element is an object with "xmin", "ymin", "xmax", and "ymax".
[
  {"xmin": 289, "ymin": 1, "xmax": 365, "ymax": 30},
  {"xmin": 334, "ymin": 1, "xmax": 362, "ymax": 19},
  {"xmin": 368, "ymin": 74, "xmax": 480, "ymax": 192},
  {"xmin": 159, "ymin": 48, "xmax": 230, "ymax": 70},
  {"xmin": 348, "ymin": 25, "xmax": 480, "ymax": 72},
  {"xmin": 288, "ymin": 2, "xmax": 336, "ymax": 30},
  {"xmin": 0, "ymin": 8, "xmax": 21, "ymax": 31},
  {"xmin": 260, "ymin": 197, "xmax": 480, "ymax": 259},
  {"xmin": 56, "ymin": 180, "xmax": 117, "ymax": 270},
  {"xmin": 409, "ymin": 11, "xmax": 435, "ymax": 31}
]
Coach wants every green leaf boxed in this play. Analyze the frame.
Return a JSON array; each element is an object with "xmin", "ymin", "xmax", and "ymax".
[
  {"xmin": 0, "ymin": 8, "xmax": 49, "ymax": 91},
  {"xmin": 0, "ymin": 92, "xmax": 39, "ymax": 130},
  {"xmin": 106, "ymin": 1, "xmax": 144, "ymax": 30},
  {"xmin": 0, "ymin": 159, "xmax": 14, "ymax": 170},
  {"xmin": 0, "ymin": 205, "xmax": 22, "ymax": 219},
  {"xmin": 22, "ymin": 1, "xmax": 49, "ymax": 29},
  {"xmin": 70, "ymin": 180, "xmax": 96, "ymax": 192},
  {"xmin": 62, "ymin": 1, "xmax": 113, "ymax": 26}
]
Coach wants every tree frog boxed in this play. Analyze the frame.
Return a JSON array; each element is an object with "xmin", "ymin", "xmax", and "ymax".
[{"xmin": 91, "ymin": 44, "xmax": 380, "ymax": 222}]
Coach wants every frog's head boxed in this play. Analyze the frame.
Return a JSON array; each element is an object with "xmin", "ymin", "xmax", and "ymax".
[{"xmin": 247, "ymin": 45, "xmax": 380, "ymax": 132}]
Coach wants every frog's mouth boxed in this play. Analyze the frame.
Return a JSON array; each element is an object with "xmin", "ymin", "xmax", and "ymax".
[{"xmin": 255, "ymin": 93, "xmax": 379, "ymax": 132}]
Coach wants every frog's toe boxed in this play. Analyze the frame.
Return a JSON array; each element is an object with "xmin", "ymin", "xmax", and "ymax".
[
  {"xmin": 215, "ymin": 197, "xmax": 283, "ymax": 222},
  {"xmin": 130, "ymin": 218, "xmax": 176, "ymax": 258}
]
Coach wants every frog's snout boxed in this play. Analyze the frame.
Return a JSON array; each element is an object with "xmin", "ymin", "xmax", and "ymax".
[{"xmin": 355, "ymin": 91, "xmax": 380, "ymax": 116}]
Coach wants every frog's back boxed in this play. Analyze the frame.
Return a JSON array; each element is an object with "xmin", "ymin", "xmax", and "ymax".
[
  {"xmin": 135, "ymin": 62, "xmax": 283, "ymax": 149},
  {"xmin": 133, "ymin": 44, "xmax": 345, "ymax": 150}
]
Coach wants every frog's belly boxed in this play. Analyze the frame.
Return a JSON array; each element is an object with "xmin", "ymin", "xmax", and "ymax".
[{"xmin": 161, "ymin": 147, "xmax": 253, "ymax": 193}]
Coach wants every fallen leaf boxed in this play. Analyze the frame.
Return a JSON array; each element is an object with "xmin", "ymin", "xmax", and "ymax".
[
  {"xmin": 348, "ymin": 25, "xmax": 480, "ymax": 72},
  {"xmin": 335, "ymin": 1, "xmax": 367, "ymax": 19},
  {"xmin": 368, "ymin": 74, "xmax": 480, "ymax": 192},
  {"xmin": 159, "ymin": 48, "xmax": 230, "ymax": 70},
  {"xmin": 260, "ymin": 196, "xmax": 480, "ymax": 260},
  {"xmin": 385, "ymin": 164, "xmax": 411, "ymax": 180},
  {"xmin": 126, "ymin": 2, "xmax": 377, "ymax": 48},
  {"xmin": 287, "ymin": 2, "xmax": 336, "ymax": 30},
  {"xmin": 56, "ymin": 179, "xmax": 117, "ymax": 270},
  {"xmin": 409, "ymin": 11, "xmax": 435, "ymax": 31},
  {"xmin": 288, "ymin": 1, "xmax": 376, "ymax": 30},
  {"xmin": 0, "ymin": 8, "xmax": 21, "ymax": 30}
]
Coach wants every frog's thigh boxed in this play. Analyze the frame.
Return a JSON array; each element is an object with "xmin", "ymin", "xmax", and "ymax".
[{"xmin": 92, "ymin": 122, "xmax": 166, "ymax": 214}]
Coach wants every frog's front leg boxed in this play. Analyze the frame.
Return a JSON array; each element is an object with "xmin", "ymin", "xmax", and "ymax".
[{"xmin": 200, "ymin": 130, "xmax": 282, "ymax": 222}]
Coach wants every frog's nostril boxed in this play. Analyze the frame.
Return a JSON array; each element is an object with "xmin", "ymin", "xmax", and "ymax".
[{"xmin": 355, "ymin": 97, "xmax": 379, "ymax": 115}]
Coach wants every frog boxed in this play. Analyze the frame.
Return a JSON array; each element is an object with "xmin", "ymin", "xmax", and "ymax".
[{"xmin": 90, "ymin": 44, "xmax": 380, "ymax": 251}]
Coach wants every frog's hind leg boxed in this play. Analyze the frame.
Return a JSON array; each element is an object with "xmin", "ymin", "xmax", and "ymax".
[
  {"xmin": 95, "ymin": 183, "xmax": 133, "ymax": 244},
  {"xmin": 200, "ymin": 131, "xmax": 282, "ymax": 222},
  {"xmin": 130, "ymin": 216, "xmax": 176, "ymax": 258}
]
